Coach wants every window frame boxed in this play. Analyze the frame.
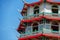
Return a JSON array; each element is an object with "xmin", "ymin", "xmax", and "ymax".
[
  {"xmin": 52, "ymin": 5, "xmax": 58, "ymax": 13},
  {"xmin": 51, "ymin": 21, "xmax": 59, "ymax": 31},
  {"xmin": 32, "ymin": 22, "xmax": 39, "ymax": 32},
  {"xmin": 34, "ymin": 5, "xmax": 39, "ymax": 17}
]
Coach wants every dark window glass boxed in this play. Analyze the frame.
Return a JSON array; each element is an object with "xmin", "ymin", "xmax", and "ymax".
[
  {"xmin": 52, "ymin": 5, "xmax": 58, "ymax": 13},
  {"xmin": 33, "ymin": 26, "xmax": 38, "ymax": 32},
  {"xmin": 52, "ymin": 9, "xmax": 58, "ymax": 13},
  {"xmin": 51, "ymin": 22, "xmax": 59, "ymax": 31},
  {"xmin": 51, "ymin": 26, "xmax": 59, "ymax": 31},
  {"xmin": 32, "ymin": 23, "xmax": 38, "ymax": 32},
  {"xmin": 34, "ymin": 6, "xmax": 39, "ymax": 17},
  {"xmin": 18, "ymin": 30, "xmax": 25, "ymax": 34},
  {"xmin": 34, "ymin": 10, "xmax": 39, "ymax": 14}
]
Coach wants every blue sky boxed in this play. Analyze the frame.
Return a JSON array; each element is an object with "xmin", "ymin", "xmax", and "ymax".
[
  {"xmin": 0, "ymin": 0, "xmax": 60, "ymax": 40},
  {"xmin": 0, "ymin": 0, "xmax": 38, "ymax": 40}
]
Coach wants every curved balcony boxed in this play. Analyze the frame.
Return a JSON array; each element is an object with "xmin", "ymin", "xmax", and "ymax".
[
  {"xmin": 23, "ymin": 12, "xmax": 43, "ymax": 19},
  {"xmin": 20, "ymin": 30, "xmax": 60, "ymax": 38},
  {"xmin": 23, "ymin": 12, "xmax": 60, "ymax": 19},
  {"xmin": 19, "ymin": 24, "xmax": 60, "ymax": 38}
]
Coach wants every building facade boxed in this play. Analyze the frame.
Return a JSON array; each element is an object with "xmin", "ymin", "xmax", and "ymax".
[{"xmin": 17, "ymin": 0, "xmax": 60, "ymax": 40}]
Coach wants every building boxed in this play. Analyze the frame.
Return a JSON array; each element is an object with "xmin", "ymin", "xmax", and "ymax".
[{"xmin": 17, "ymin": 0, "xmax": 60, "ymax": 40}]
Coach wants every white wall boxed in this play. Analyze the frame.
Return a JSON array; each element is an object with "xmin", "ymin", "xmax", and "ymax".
[
  {"xmin": 40, "ymin": 3, "xmax": 52, "ymax": 13},
  {"xmin": 27, "ymin": 6, "xmax": 34, "ymax": 16},
  {"xmin": 27, "ymin": 3, "xmax": 52, "ymax": 16},
  {"xmin": 58, "ymin": 5, "xmax": 60, "ymax": 13},
  {"xmin": 25, "ymin": 26, "xmax": 32, "ymax": 35},
  {"xmin": 39, "ymin": 3, "xmax": 44, "ymax": 13},
  {"xmin": 27, "ymin": 3, "xmax": 60, "ymax": 16},
  {"xmin": 58, "ymin": 5, "xmax": 60, "ymax": 16},
  {"xmin": 45, "ymin": 3, "xmax": 52, "ymax": 13},
  {"xmin": 43, "ymin": 23, "xmax": 51, "ymax": 34}
]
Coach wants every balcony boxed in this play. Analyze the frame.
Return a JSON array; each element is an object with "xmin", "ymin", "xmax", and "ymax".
[
  {"xmin": 19, "ymin": 24, "xmax": 60, "ymax": 38},
  {"xmin": 43, "ymin": 28, "xmax": 59, "ymax": 34},
  {"xmin": 23, "ymin": 12, "xmax": 60, "ymax": 19},
  {"xmin": 23, "ymin": 12, "xmax": 42, "ymax": 19},
  {"xmin": 20, "ymin": 30, "xmax": 60, "ymax": 38},
  {"xmin": 44, "ymin": 12, "xmax": 60, "ymax": 17}
]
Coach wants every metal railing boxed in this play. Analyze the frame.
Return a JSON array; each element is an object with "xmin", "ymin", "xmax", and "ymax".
[
  {"xmin": 44, "ymin": 12, "xmax": 60, "ymax": 17},
  {"xmin": 20, "ymin": 24, "xmax": 60, "ymax": 38},
  {"xmin": 52, "ymin": 30, "xmax": 59, "ymax": 34},
  {"xmin": 23, "ymin": 12, "xmax": 60, "ymax": 19},
  {"xmin": 20, "ymin": 30, "xmax": 60, "ymax": 38},
  {"xmin": 23, "ymin": 12, "xmax": 43, "ymax": 19}
]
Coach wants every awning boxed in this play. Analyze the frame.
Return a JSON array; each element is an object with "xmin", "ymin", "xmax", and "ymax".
[
  {"xmin": 44, "ymin": 16, "xmax": 60, "ymax": 21},
  {"xmin": 47, "ymin": 0, "xmax": 60, "ymax": 5},
  {"xmin": 21, "ymin": 16, "xmax": 42, "ymax": 22},
  {"xmin": 43, "ymin": 33, "xmax": 60, "ymax": 38}
]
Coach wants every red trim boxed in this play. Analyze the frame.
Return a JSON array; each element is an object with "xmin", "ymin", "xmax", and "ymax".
[
  {"xmin": 21, "ymin": 19, "xmax": 32, "ymax": 23},
  {"xmin": 21, "ymin": 16, "xmax": 43, "ymax": 23},
  {"xmin": 17, "ymin": 22, "xmax": 25, "ymax": 31},
  {"xmin": 21, "ymin": 0, "xmax": 43, "ymax": 14},
  {"xmin": 44, "ymin": 16, "xmax": 60, "ymax": 21},
  {"xmin": 21, "ymin": 16, "xmax": 60, "ymax": 23},
  {"xmin": 17, "ymin": 26, "xmax": 25, "ymax": 31},
  {"xmin": 28, "ymin": 0, "xmax": 43, "ymax": 6},
  {"xmin": 21, "ymin": 0, "xmax": 60, "ymax": 15},
  {"xmin": 47, "ymin": 0, "xmax": 60, "ymax": 5},
  {"xmin": 24, "ymin": 0, "xmax": 60, "ymax": 7},
  {"xmin": 21, "ymin": 8, "xmax": 27, "ymax": 13},
  {"xmin": 17, "ymin": 16, "xmax": 60, "ymax": 31},
  {"xmin": 18, "ymin": 33, "xmax": 60, "ymax": 40},
  {"xmin": 18, "ymin": 33, "xmax": 42, "ymax": 40},
  {"xmin": 43, "ymin": 33, "xmax": 60, "ymax": 38},
  {"xmin": 25, "ymin": 0, "xmax": 43, "ymax": 7}
]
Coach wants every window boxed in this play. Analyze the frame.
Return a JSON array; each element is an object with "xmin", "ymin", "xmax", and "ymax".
[
  {"xmin": 52, "ymin": 5, "xmax": 58, "ymax": 13},
  {"xmin": 51, "ymin": 22, "xmax": 59, "ymax": 31},
  {"xmin": 32, "ymin": 22, "xmax": 38, "ymax": 32},
  {"xmin": 18, "ymin": 30, "xmax": 25, "ymax": 34},
  {"xmin": 33, "ymin": 26, "xmax": 38, "ymax": 32},
  {"xmin": 34, "ymin": 6, "xmax": 39, "ymax": 17}
]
